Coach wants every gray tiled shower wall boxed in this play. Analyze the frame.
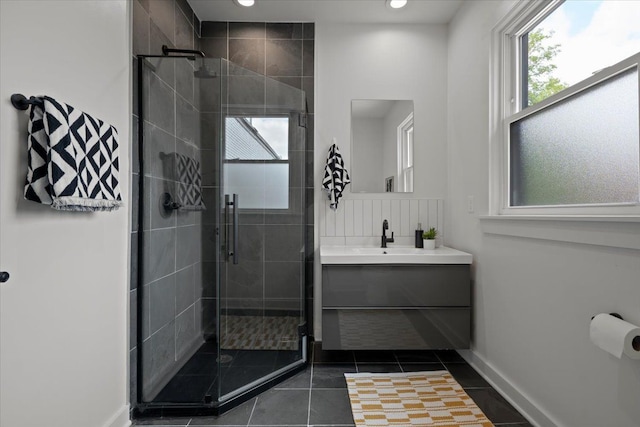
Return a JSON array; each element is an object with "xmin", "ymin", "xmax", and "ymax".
[
  {"xmin": 130, "ymin": 0, "xmax": 315, "ymax": 408},
  {"xmin": 199, "ymin": 20, "xmax": 315, "ymax": 320}
]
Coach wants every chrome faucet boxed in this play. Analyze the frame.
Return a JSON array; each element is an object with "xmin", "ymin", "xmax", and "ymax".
[{"xmin": 381, "ymin": 219, "xmax": 394, "ymax": 248}]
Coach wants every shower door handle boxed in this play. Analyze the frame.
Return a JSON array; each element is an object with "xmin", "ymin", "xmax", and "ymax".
[
  {"xmin": 224, "ymin": 194, "xmax": 239, "ymax": 264},
  {"xmin": 232, "ymin": 194, "xmax": 239, "ymax": 265}
]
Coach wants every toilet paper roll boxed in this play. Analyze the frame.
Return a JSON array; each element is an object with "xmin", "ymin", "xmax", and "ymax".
[{"xmin": 589, "ymin": 313, "xmax": 640, "ymax": 360}]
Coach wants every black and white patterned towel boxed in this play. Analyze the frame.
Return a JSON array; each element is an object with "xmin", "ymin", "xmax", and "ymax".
[
  {"xmin": 24, "ymin": 96, "xmax": 123, "ymax": 211},
  {"xmin": 175, "ymin": 152, "xmax": 206, "ymax": 211},
  {"xmin": 322, "ymin": 140, "xmax": 350, "ymax": 210}
]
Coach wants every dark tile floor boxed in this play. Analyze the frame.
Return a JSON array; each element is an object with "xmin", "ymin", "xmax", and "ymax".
[
  {"xmin": 134, "ymin": 342, "xmax": 533, "ymax": 426},
  {"xmin": 152, "ymin": 341, "xmax": 302, "ymax": 403}
]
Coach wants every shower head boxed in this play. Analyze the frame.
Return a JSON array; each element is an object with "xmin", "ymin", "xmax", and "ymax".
[{"xmin": 194, "ymin": 65, "xmax": 218, "ymax": 79}]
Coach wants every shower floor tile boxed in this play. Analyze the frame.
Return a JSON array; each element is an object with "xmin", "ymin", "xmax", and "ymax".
[{"xmin": 220, "ymin": 315, "xmax": 300, "ymax": 351}]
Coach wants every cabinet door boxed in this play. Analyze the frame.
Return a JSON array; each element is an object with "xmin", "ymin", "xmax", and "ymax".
[{"xmin": 322, "ymin": 308, "xmax": 471, "ymax": 350}]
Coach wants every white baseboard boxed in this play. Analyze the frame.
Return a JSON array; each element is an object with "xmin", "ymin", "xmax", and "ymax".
[
  {"xmin": 104, "ymin": 404, "xmax": 131, "ymax": 427},
  {"xmin": 458, "ymin": 349, "xmax": 560, "ymax": 427}
]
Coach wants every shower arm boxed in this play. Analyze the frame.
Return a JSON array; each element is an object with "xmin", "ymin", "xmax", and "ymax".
[{"xmin": 162, "ymin": 45, "xmax": 205, "ymax": 58}]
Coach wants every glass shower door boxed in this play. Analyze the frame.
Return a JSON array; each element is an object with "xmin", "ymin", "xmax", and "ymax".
[
  {"xmin": 136, "ymin": 54, "xmax": 307, "ymax": 411},
  {"xmin": 215, "ymin": 59, "xmax": 307, "ymax": 401}
]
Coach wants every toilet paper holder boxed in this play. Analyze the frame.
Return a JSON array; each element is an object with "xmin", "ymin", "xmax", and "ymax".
[
  {"xmin": 591, "ymin": 312, "xmax": 623, "ymax": 321},
  {"xmin": 591, "ymin": 312, "xmax": 640, "ymax": 353}
]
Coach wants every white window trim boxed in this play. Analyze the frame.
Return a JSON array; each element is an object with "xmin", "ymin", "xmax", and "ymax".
[
  {"xmin": 488, "ymin": 0, "xmax": 640, "ymax": 220},
  {"xmin": 397, "ymin": 112, "xmax": 414, "ymax": 193}
]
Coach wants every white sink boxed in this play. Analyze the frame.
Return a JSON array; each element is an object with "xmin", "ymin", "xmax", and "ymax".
[{"xmin": 320, "ymin": 246, "xmax": 472, "ymax": 265}]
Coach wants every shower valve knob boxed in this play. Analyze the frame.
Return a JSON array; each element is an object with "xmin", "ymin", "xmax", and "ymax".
[{"xmin": 0, "ymin": 271, "xmax": 10, "ymax": 283}]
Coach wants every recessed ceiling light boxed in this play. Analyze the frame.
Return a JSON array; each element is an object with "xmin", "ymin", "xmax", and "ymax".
[
  {"xmin": 386, "ymin": 0, "xmax": 407, "ymax": 9},
  {"xmin": 234, "ymin": 0, "xmax": 255, "ymax": 7}
]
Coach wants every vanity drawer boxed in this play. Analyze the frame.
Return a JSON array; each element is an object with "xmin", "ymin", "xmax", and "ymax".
[
  {"xmin": 322, "ymin": 308, "xmax": 471, "ymax": 350},
  {"xmin": 322, "ymin": 265, "xmax": 470, "ymax": 308}
]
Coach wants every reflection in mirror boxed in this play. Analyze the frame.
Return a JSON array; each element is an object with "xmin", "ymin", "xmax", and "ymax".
[
  {"xmin": 224, "ymin": 116, "xmax": 289, "ymax": 209},
  {"xmin": 351, "ymin": 100, "xmax": 414, "ymax": 193}
]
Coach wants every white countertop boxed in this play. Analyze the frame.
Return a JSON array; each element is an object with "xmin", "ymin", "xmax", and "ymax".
[{"xmin": 320, "ymin": 245, "xmax": 473, "ymax": 265}]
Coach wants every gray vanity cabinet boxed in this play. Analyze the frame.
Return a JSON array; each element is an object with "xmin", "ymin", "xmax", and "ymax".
[{"xmin": 322, "ymin": 264, "xmax": 471, "ymax": 350}]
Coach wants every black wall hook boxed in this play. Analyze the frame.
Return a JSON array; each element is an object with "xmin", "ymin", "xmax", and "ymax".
[{"xmin": 11, "ymin": 94, "xmax": 42, "ymax": 111}]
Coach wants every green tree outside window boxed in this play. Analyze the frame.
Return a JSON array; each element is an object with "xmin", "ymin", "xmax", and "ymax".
[{"xmin": 527, "ymin": 29, "xmax": 568, "ymax": 106}]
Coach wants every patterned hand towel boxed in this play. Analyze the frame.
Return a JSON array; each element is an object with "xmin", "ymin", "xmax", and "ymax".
[
  {"xmin": 24, "ymin": 96, "xmax": 123, "ymax": 211},
  {"xmin": 175, "ymin": 152, "xmax": 206, "ymax": 211},
  {"xmin": 322, "ymin": 139, "xmax": 350, "ymax": 210}
]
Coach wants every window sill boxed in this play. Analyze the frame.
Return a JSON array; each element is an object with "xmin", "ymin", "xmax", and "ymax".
[{"xmin": 478, "ymin": 215, "xmax": 640, "ymax": 250}]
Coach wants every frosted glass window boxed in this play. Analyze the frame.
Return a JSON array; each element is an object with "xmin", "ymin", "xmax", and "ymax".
[
  {"xmin": 224, "ymin": 163, "xmax": 289, "ymax": 209},
  {"xmin": 509, "ymin": 67, "xmax": 639, "ymax": 207}
]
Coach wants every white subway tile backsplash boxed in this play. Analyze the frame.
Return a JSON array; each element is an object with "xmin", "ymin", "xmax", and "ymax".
[
  {"xmin": 353, "ymin": 200, "xmax": 363, "ymax": 236},
  {"xmin": 427, "ymin": 199, "xmax": 438, "ymax": 231},
  {"xmin": 335, "ymin": 201, "xmax": 345, "ymax": 236},
  {"xmin": 418, "ymin": 199, "xmax": 429, "ymax": 227},
  {"xmin": 325, "ymin": 202, "xmax": 336, "ymax": 236},
  {"xmin": 344, "ymin": 199, "xmax": 354, "ymax": 236},
  {"xmin": 371, "ymin": 199, "xmax": 382, "ymax": 237},
  {"xmin": 320, "ymin": 198, "xmax": 445, "ymax": 243},
  {"xmin": 362, "ymin": 199, "xmax": 373, "ymax": 237},
  {"xmin": 381, "ymin": 199, "xmax": 391, "ymax": 226},
  {"xmin": 390, "ymin": 200, "xmax": 401, "ymax": 232},
  {"xmin": 400, "ymin": 199, "xmax": 411, "ymax": 236},
  {"xmin": 410, "ymin": 199, "xmax": 420, "ymax": 231}
]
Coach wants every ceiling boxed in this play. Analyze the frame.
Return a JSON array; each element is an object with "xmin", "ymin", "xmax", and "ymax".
[
  {"xmin": 352, "ymin": 100, "xmax": 395, "ymax": 119},
  {"xmin": 188, "ymin": 0, "xmax": 464, "ymax": 25}
]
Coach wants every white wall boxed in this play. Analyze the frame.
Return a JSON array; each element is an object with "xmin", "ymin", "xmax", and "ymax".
[
  {"xmin": 0, "ymin": 2, "xmax": 130, "ymax": 427},
  {"xmin": 315, "ymin": 23, "xmax": 448, "ymax": 338},
  {"xmin": 447, "ymin": 1, "xmax": 640, "ymax": 426}
]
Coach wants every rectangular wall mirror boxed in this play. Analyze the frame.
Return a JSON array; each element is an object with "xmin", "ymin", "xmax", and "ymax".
[{"xmin": 351, "ymin": 99, "xmax": 414, "ymax": 193}]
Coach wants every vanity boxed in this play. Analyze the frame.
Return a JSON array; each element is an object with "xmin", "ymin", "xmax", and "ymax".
[{"xmin": 320, "ymin": 246, "xmax": 472, "ymax": 350}]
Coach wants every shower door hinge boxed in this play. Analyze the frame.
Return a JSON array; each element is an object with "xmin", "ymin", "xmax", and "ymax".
[
  {"xmin": 298, "ymin": 322, "xmax": 308, "ymax": 337},
  {"xmin": 298, "ymin": 114, "xmax": 307, "ymax": 128}
]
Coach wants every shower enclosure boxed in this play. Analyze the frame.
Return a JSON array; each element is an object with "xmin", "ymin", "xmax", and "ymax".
[{"xmin": 135, "ymin": 52, "xmax": 308, "ymax": 413}]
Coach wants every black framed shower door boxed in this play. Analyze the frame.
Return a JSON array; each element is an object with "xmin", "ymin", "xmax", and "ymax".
[{"xmin": 135, "ymin": 55, "xmax": 308, "ymax": 414}]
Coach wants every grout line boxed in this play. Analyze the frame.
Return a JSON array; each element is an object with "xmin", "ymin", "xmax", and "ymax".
[
  {"xmin": 308, "ymin": 387, "xmax": 349, "ymax": 390},
  {"xmin": 246, "ymin": 396, "xmax": 259, "ymax": 427},
  {"xmin": 306, "ymin": 361, "xmax": 314, "ymax": 426}
]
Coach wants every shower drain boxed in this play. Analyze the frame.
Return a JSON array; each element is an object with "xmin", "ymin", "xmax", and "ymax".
[{"xmin": 217, "ymin": 354, "xmax": 234, "ymax": 364}]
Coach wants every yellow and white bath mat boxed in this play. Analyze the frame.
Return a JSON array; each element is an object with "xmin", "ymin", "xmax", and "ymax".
[{"xmin": 345, "ymin": 371, "xmax": 494, "ymax": 427}]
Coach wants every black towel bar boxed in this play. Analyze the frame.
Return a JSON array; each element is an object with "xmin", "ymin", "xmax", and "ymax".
[{"xmin": 11, "ymin": 94, "xmax": 43, "ymax": 111}]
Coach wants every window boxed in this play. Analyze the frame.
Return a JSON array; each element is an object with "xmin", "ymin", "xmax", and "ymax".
[
  {"xmin": 398, "ymin": 113, "xmax": 414, "ymax": 193},
  {"xmin": 495, "ymin": 0, "xmax": 640, "ymax": 214},
  {"xmin": 224, "ymin": 116, "xmax": 290, "ymax": 209}
]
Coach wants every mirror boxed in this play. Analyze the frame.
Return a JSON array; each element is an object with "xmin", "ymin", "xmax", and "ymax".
[{"xmin": 351, "ymin": 100, "xmax": 414, "ymax": 193}]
